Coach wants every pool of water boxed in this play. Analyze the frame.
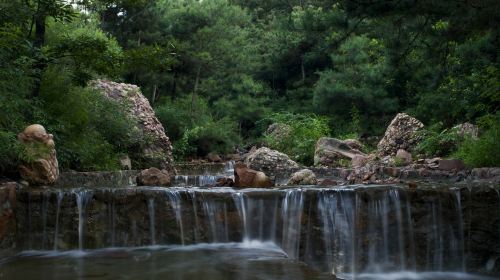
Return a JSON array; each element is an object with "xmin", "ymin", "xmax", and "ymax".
[{"xmin": 0, "ymin": 242, "xmax": 496, "ymax": 280}]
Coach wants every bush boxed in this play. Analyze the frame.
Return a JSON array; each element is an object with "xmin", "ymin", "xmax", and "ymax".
[
  {"xmin": 262, "ymin": 113, "xmax": 330, "ymax": 165},
  {"xmin": 415, "ymin": 123, "xmax": 462, "ymax": 157},
  {"xmin": 174, "ymin": 118, "xmax": 241, "ymax": 160},
  {"xmin": 454, "ymin": 123, "xmax": 500, "ymax": 167}
]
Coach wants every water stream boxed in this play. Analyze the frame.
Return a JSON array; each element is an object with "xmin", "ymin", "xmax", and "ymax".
[{"xmin": 5, "ymin": 163, "xmax": 499, "ymax": 280}]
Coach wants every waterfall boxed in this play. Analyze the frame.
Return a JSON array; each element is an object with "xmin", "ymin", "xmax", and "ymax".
[
  {"xmin": 147, "ymin": 198, "xmax": 156, "ymax": 245},
  {"xmin": 17, "ymin": 184, "xmax": 496, "ymax": 276},
  {"xmin": 53, "ymin": 191, "xmax": 64, "ymax": 250},
  {"xmin": 281, "ymin": 189, "xmax": 304, "ymax": 259},
  {"xmin": 165, "ymin": 189, "xmax": 185, "ymax": 245},
  {"xmin": 74, "ymin": 189, "xmax": 93, "ymax": 250}
]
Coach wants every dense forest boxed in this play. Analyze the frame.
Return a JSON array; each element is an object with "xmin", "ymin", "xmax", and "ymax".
[{"xmin": 1, "ymin": 0, "xmax": 499, "ymax": 173}]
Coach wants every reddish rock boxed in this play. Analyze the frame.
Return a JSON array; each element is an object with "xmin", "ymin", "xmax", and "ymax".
[
  {"xmin": 408, "ymin": 181, "xmax": 418, "ymax": 189},
  {"xmin": 318, "ymin": 179, "xmax": 338, "ymax": 186},
  {"xmin": 234, "ymin": 163, "xmax": 273, "ymax": 188},
  {"xmin": 438, "ymin": 159, "xmax": 466, "ymax": 171},
  {"xmin": 18, "ymin": 124, "xmax": 59, "ymax": 185},
  {"xmin": 137, "ymin": 168, "xmax": 171, "ymax": 186}
]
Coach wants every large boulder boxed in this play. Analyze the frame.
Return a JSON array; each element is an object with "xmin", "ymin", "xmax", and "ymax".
[
  {"xmin": 314, "ymin": 137, "xmax": 365, "ymax": 167},
  {"xmin": 453, "ymin": 122, "xmax": 479, "ymax": 139},
  {"xmin": 137, "ymin": 168, "xmax": 171, "ymax": 186},
  {"xmin": 244, "ymin": 147, "xmax": 299, "ymax": 179},
  {"xmin": 234, "ymin": 163, "xmax": 273, "ymax": 188},
  {"xmin": 377, "ymin": 113, "xmax": 424, "ymax": 156},
  {"xmin": 287, "ymin": 169, "xmax": 317, "ymax": 185},
  {"xmin": 17, "ymin": 124, "xmax": 59, "ymax": 185},
  {"xmin": 92, "ymin": 80, "xmax": 173, "ymax": 170},
  {"xmin": 265, "ymin": 123, "xmax": 292, "ymax": 140}
]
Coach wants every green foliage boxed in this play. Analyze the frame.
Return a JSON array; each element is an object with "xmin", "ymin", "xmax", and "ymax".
[
  {"xmin": 415, "ymin": 124, "xmax": 462, "ymax": 157},
  {"xmin": 263, "ymin": 113, "xmax": 330, "ymax": 165},
  {"xmin": 156, "ymin": 96, "xmax": 241, "ymax": 160},
  {"xmin": 313, "ymin": 35, "xmax": 398, "ymax": 134},
  {"xmin": 454, "ymin": 122, "xmax": 500, "ymax": 167}
]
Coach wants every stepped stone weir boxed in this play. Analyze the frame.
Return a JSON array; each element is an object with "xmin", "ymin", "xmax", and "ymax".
[{"xmin": 1, "ymin": 161, "xmax": 499, "ymax": 280}]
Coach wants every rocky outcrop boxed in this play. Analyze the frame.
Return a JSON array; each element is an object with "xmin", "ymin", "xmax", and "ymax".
[
  {"xmin": 265, "ymin": 123, "xmax": 292, "ymax": 140},
  {"xmin": 92, "ymin": 80, "xmax": 173, "ymax": 170},
  {"xmin": 244, "ymin": 147, "xmax": 299, "ymax": 179},
  {"xmin": 234, "ymin": 163, "xmax": 273, "ymax": 188},
  {"xmin": 287, "ymin": 169, "xmax": 317, "ymax": 185},
  {"xmin": 453, "ymin": 122, "xmax": 479, "ymax": 139},
  {"xmin": 314, "ymin": 137, "xmax": 365, "ymax": 167},
  {"xmin": 438, "ymin": 159, "xmax": 466, "ymax": 171},
  {"xmin": 137, "ymin": 168, "xmax": 171, "ymax": 186},
  {"xmin": 17, "ymin": 124, "xmax": 59, "ymax": 185},
  {"xmin": 377, "ymin": 113, "xmax": 424, "ymax": 156}
]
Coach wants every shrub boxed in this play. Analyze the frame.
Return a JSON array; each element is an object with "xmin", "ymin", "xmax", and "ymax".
[
  {"xmin": 415, "ymin": 123, "xmax": 462, "ymax": 157},
  {"xmin": 173, "ymin": 118, "xmax": 241, "ymax": 160},
  {"xmin": 454, "ymin": 122, "xmax": 500, "ymax": 167},
  {"xmin": 262, "ymin": 113, "xmax": 330, "ymax": 165}
]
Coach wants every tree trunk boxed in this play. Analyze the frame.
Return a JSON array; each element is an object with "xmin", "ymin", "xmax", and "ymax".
[
  {"xmin": 31, "ymin": 14, "xmax": 47, "ymax": 98},
  {"xmin": 151, "ymin": 84, "xmax": 157, "ymax": 105},
  {"xmin": 191, "ymin": 65, "xmax": 202, "ymax": 123}
]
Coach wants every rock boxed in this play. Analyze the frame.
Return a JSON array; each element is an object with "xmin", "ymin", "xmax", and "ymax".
[
  {"xmin": 314, "ymin": 137, "xmax": 365, "ymax": 167},
  {"xmin": 137, "ymin": 168, "xmax": 171, "ymax": 186},
  {"xmin": 234, "ymin": 163, "xmax": 273, "ymax": 188},
  {"xmin": 318, "ymin": 179, "xmax": 338, "ymax": 186},
  {"xmin": 120, "ymin": 155, "xmax": 132, "ymax": 170},
  {"xmin": 226, "ymin": 153, "xmax": 241, "ymax": 161},
  {"xmin": 92, "ymin": 80, "xmax": 173, "ymax": 170},
  {"xmin": 287, "ymin": 169, "xmax": 317, "ymax": 185},
  {"xmin": 377, "ymin": 113, "xmax": 424, "ymax": 156},
  {"xmin": 395, "ymin": 149, "xmax": 412, "ymax": 165},
  {"xmin": 206, "ymin": 152, "xmax": 222, "ymax": 162},
  {"xmin": 215, "ymin": 177, "xmax": 234, "ymax": 187},
  {"xmin": 17, "ymin": 124, "xmax": 59, "ymax": 185},
  {"xmin": 408, "ymin": 181, "xmax": 418, "ymax": 189},
  {"xmin": 244, "ymin": 147, "xmax": 299, "ymax": 179},
  {"xmin": 453, "ymin": 122, "xmax": 479, "ymax": 139},
  {"xmin": 438, "ymin": 159, "xmax": 466, "ymax": 171},
  {"xmin": 265, "ymin": 123, "xmax": 292, "ymax": 140},
  {"xmin": 351, "ymin": 155, "xmax": 371, "ymax": 168},
  {"xmin": 343, "ymin": 139, "xmax": 365, "ymax": 151}
]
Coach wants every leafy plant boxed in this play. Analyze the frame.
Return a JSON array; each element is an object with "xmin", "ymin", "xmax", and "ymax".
[
  {"xmin": 454, "ymin": 122, "xmax": 500, "ymax": 167},
  {"xmin": 415, "ymin": 124, "xmax": 463, "ymax": 157},
  {"xmin": 262, "ymin": 112, "xmax": 330, "ymax": 165}
]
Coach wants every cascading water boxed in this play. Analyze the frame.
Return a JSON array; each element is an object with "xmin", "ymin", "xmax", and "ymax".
[
  {"xmin": 74, "ymin": 189, "xmax": 93, "ymax": 250},
  {"xmin": 53, "ymin": 190, "xmax": 64, "ymax": 250},
  {"xmin": 9, "ymin": 173, "xmax": 500, "ymax": 279}
]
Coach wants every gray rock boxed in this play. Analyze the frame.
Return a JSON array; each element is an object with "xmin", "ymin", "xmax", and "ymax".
[
  {"xmin": 287, "ymin": 169, "xmax": 317, "ymax": 185},
  {"xmin": 453, "ymin": 122, "xmax": 479, "ymax": 139},
  {"xmin": 244, "ymin": 147, "xmax": 299, "ymax": 179},
  {"xmin": 92, "ymin": 80, "xmax": 173, "ymax": 171},
  {"xmin": 314, "ymin": 137, "xmax": 365, "ymax": 167},
  {"xmin": 377, "ymin": 113, "xmax": 424, "ymax": 156},
  {"xmin": 395, "ymin": 149, "xmax": 412, "ymax": 165}
]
